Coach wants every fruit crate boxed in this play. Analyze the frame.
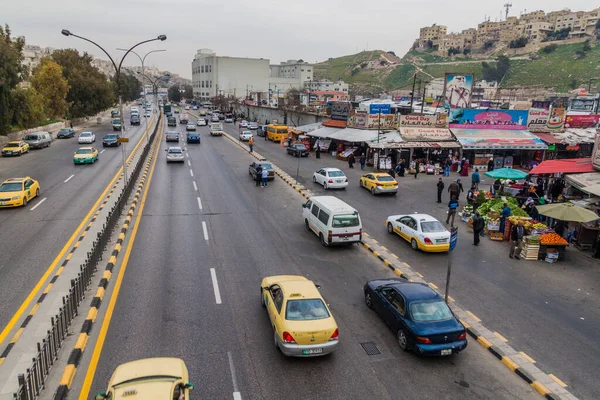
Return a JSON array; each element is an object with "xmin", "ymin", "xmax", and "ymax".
[
  {"xmin": 489, "ymin": 231, "xmax": 504, "ymax": 241},
  {"xmin": 521, "ymin": 242, "xmax": 540, "ymax": 260}
]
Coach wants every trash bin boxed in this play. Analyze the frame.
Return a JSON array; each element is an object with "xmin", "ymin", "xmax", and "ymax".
[{"xmin": 97, "ymin": 117, "xmax": 102, "ymax": 125}]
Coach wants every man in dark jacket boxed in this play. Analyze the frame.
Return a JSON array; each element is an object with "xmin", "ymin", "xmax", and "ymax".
[
  {"xmin": 255, "ymin": 164, "xmax": 263, "ymax": 187},
  {"xmin": 437, "ymin": 178, "xmax": 444, "ymax": 203},
  {"xmin": 509, "ymin": 220, "xmax": 525, "ymax": 259},
  {"xmin": 447, "ymin": 179, "xmax": 463, "ymax": 200},
  {"xmin": 487, "ymin": 157, "xmax": 494, "ymax": 172},
  {"xmin": 446, "ymin": 196, "xmax": 459, "ymax": 227},
  {"xmin": 348, "ymin": 153, "xmax": 355, "ymax": 168},
  {"xmin": 472, "ymin": 211, "xmax": 484, "ymax": 245}
]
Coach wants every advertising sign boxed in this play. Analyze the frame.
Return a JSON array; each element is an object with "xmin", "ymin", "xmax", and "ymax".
[
  {"xmin": 400, "ymin": 127, "xmax": 454, "ymax": 141},
  {"xmin": 449, "ymin": 109, "xmax": 528, "ymax": 130},
  {"xmin": 330, "ymin": 101, "xmax": 350, "ymax": 121},
  {"xmin": 444, "ymin": 74, "xmax": 473, "ymax": 109},
  {"xmin": 570, "ymin": 98, "xmax": 597, "ymax": 113},
  {"xmin": 547, "ymin": 108, "xmax": 566, "ymax": 131},
  {"xmin": 367, "ymin": 114, "xmax": 395, "ymax": 130},
  {"xmin": 449, "ymin": 226, "xmax": 458, "ymax": 251},
  {"xmin": 593, "ymin": 131, "xmax": 600, "ymax": 171},
  {"xmin": 551, "ymin": 97, "xmax": 569, "ymax": 109},
  {"xmin": 369, "ymin": 103, "xmax": 391, "ymax": 114},
  {"xmin": 348, "ymin": 109, "xmax": 368, "ymax": 129},
  {"xmin": 399, "ymin": 114, "xmax": 448, "ymax": 128},
  {"xmin": 564, "ymin": 114, "xmax": 600, "ymax": 129},
  {"xmin": 531, "ymin": 100, "xmax": 552, "ymax": 110},
  {"xmin": 452, "ymin": 129, "xmax": 547, "ymax": 150},
  {"xmin": 527, "ymin": 108, "xmax": 551, "ymax": 132}
]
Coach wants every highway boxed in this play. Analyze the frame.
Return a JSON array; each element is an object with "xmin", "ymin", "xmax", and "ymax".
[
  {"xmin": 0, "ymin": 106, "xmax": 155, "ymax": 332},
  {"xmin": 217, "ymin": 120, "xmax": 600, "ymax": 400},
  {"xmin": 74, "ymin": 116, "xmax": 539, "ymax": 400}
]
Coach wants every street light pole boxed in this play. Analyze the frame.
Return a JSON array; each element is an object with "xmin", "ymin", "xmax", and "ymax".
[{"xmin": 62, "ymin": 29, "xmax": 167, "ymax": 187}]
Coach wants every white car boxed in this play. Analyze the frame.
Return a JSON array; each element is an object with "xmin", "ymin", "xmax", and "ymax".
[
  {"xmin": 386, "ymin": 213, "xmax": 451, "ymax": 252},
  {"xmin": 192, "ymin": 105, "xmax": 198, "ymax": 110},
  {"xmin": 166, "ymin": 146, "xmax": 185, "ymax": 163},
  {"xmin": 144, "ymin": 111, "xmax": 151, "ymax": 117},
  {"xmin": 186, "ymin": 123, "xmax": 196, "ymax": 131},
  {"xmin": 197, "ymin": 119, "xmax": 207, "ymax": 126},
  {"xmin": 312, "ymin": 168, "xmax": 348, "ymax": 190},
  {"xmin": 225, "ymin": 117, "xmax": 233, "ymax": 123},
  {"xmin": 78, "ymin": 131, "xmax": 95, "ymax": 144},
  {"xmin": 239, "ymin": 130, "xmax": 253, "ymax": 141},
  {"xmin": 248, "ymin": 121, "xmax": 259, "ymax": 130},
  {"xmin": 211, "ymin": 116, "xmax": 220, "ymax": 122},
  {"xmin": 240, "ymin": 120, "xmax": 248, "ymax": 128}
]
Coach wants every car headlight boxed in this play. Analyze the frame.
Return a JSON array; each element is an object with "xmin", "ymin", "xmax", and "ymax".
[{"xmin": 11, "ymin": 196, "xmax": 21, "ymax": 200}]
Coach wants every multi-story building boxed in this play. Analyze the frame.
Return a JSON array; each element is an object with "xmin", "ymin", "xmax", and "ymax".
[
  {"xmin": 268, "ymin": 59, "xmax": 314, "ymax": 95},
  {"xmin": 524, "ymin": 21, "xmax": 555, "ymax": 42},
  {"xmin": 433, "ymin": 34, "xmax": 465, "ymax": 52},
  {"xmin": 418, "ymin": 24, "xmax": 447, "ymax": 46},
  {"xmin": 22, "ymin": 45, "xmax": 54, "ymax": 71},
  {"xmin": 305, "ymin": 79, "xmax": 349, "ymax": 93}
]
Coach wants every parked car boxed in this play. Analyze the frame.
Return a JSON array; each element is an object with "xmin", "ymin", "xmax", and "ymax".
[
  {"xmin": 23, "ymin": 131, "xmax": 52, "ymax": 149},
  {"xmin": 249, "ymin": 160, "xmax": 275, "ymax": 180},
  {"xmin": 2, "ymin": 141, "xmax": 29, "ymax": 156},
  {"xmin": 287, "ymin": 143, "xmax": 309, "ymax": 157},
  {"xmin": 57, "ymin": 128, "xmax": 75, "ymax": 139},
  {"xmin": 312, "ymin": 168, "xmax": 348, "ymax": 190}
]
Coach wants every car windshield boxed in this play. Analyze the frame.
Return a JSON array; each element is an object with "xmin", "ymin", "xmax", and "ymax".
[
  {"xmin": 295, "ymin": 145, "xmax": 307, "ymax": 151},
  {"xmin": 24, "ymin": 135, "xmax": 38, "ymax": 140},
  {"xmin": 332, "ymin": 214, "xmax": 360, "ymax": 228},
  {"xmin": 4, "ymin": 143, "xmax": 19, "ymax": 148},
  {"xmin": 59, "ymin": 129, "xmax": 71, "ymax": 134},
  {"xmin": 328, "ymin": 170, "xmax": 345, "ymax": 177},
  {"xmin": 167, "ymin": 132, "xmax": 178, "ymax": 135},
  {"xmin": 410, "ymin": 300, "xmax": 454, "ymax": 322},
  {"xmin": 421, "ymin": 221, "xmax": 446, "ymax": 233},
  {"xmin": 80, "ymin": 132, "xmax": 92, "ymax": 137},
  {"xmin": 258, "ymin": 163, "xmax": 272, "ymax": 170},
  {"xmin": 377, "ymin": 176, "xmax": 395, "ymax": 182},
  {"xmin": 112, "ymin": 119, "xmax": 121, "ymax": 124},
  {"xmin": 168, "ymin": 148, "xmax": 182, "ymax": 153},
  {"xmin": 105, "ymin": 135, "xmax": 117, "ymax": 140},
  {"xmin": 0, "ymin": 183, "xmax": 22, "ymax": 192},
  {"xmin": 285, "ymin": 299, "xmax": 330, "ymax": 321},
  {"xmin": 76, "ymin": 149, "xmax": 92, "ymax": 154}
]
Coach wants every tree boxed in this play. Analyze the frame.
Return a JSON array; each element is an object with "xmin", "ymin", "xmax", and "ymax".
[
  {"xmin": 0, "ymin": 24, "xmax": 28, "ymax": 135},
  {"xmin": 168, "ymin": 85, "xmax": 181, "ymax": 102},
  {"xmin": 509, "ymin": 37, "xmax": 528, "ymax": 48},
  {"xmin": 484, "ymin": 41, "xmax": 495, "ymax": 49},
  {"xmin": 569, "ymin": 78, "xmax": 579, "ymax": 89},
  {"xmin": 387, "ymin": 51, "xmax": 396, "ymax": 56},
  {"xmin": 583, "ymin": 39, "xmax": 592, "ymax": 52},
  {"xmin": 183, "ymin": 84, "xmax": 193, "ymax": 99},
  {"xmin": 482, "ymin": 56, "xmax": 510, "ymax": 82},
  {"xmin": 30, "ymin": 58, "xmax": 69, "ymax": 119},
  {"xmin": 542, "ymin": 44, "xmax": 558, "ymax": 53},
  {"xmin": 463, "ymin": 48, "xmax": 471, "ymax": 56},
  {"xmin": 447, "ymin": 47, "xmax": 461, "ymax": 56},
  {"xmin": 10, "ymin": 87, "xmax": 46, "ymax": 129},
  {"xmin": 209, "ymin": 94, "xmax": 229, "ymax": 111},
  {"xmin": 111, "ymin": 73, "xmax": 141, "ymax": 103},
  {"xmin": 52, "ymin": 49, "xmax": 114, "ymax": 119}
]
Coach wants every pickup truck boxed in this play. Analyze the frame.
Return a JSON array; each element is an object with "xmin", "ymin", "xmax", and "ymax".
[
  {"xmin": 210, "ymin": 122, "xmax": 224, "ymax": 136},
  {"xmin": 112, "ymin": 118, "xmax": 122, "ymax": 131}
]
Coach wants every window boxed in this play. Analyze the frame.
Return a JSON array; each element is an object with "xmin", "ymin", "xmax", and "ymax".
[
  {"xmin": 381, "ymin": 288, "xmax": 406, "ymax": 314},
  {"xmin": 410, "ymin": 300, "xmax": 453, "ymax": 322},
  {"xmin": 201, "ymin": 66, "xmax": 204, "ymax": 73},
  {"xmin": 311, "ymin": 204, "xmax": 320, "ymax": 218},
  {"xmin": 317, "ymin": 209, "xmax": 330, "ymax": 225},
  {"xmin": 307, "ymin": 69, "xmax": 311, "ymax": 72},
  {"xmin": 202, "ymin": 81, "xmax": 205, "ymax": 88},
  {"xmin": 328, "ymin": 170, "xmax": 344, "ymax": 177},
  {"xmin": 209, "ymin": 65, "xmax": 212, "ymax": 72},
  {"xmin": 286, "ymin": 299, "xmax": 330, "ymax": 321},
  {"xmin": 304, "ymin": 200, "xmax": 312, "ymax": 209},
  {"xmin": 301, "ymin": 69, "xmax": 304, "ymax": 72},
  {"xmin": 332, "ymin": 214, "xmax": 359, "ymax": 228},
  {"xmin": 210, "ymin": 81, "xmax": 212, "ymax": 88},
  {"xmin": 270, "ymin": 285, "xmax": 284, "ymax": 313}
]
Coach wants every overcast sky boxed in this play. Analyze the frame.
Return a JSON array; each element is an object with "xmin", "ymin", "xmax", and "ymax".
[{"xmin": 3, "ymin": 0, "xmax": 593, "ymax": 79}]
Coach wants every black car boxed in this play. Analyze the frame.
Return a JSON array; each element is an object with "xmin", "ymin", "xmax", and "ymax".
[
  {"xmin": 57, "ymin": 128, "xmax": 75, "ymax": 139},
  {"xmin": 187, "ymin": 132, "xmax": 200, "ymax": 144},
  {"xmin": 103, "ymin": 133, "xmax": 121, "ymax": 147},
  {"xmin": 364, "ymin": 279, "xmax": 467, "ymax": 356},
  {"xmin": 287, "ymin": 144, "xmax": 309, "ymax": 157},
  {"xmin": 130, "ymin": 115, "xmax": 141, "ymax": 126},
  {"xmin": 249, "ymin": 160, "xmax": 275, "ymax": 180}
]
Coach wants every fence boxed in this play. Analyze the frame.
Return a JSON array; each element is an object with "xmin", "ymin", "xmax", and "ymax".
[{"xmin": 12, "ymin": 114, "xmax": 162, "ymax": 400}]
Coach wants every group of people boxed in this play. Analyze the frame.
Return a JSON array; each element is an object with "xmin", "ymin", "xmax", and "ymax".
[{"xmin": 253, "ymin": 164, "xmax": 270, "ymax": 188}]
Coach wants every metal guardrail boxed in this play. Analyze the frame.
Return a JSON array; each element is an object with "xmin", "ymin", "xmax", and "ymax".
[{"xmin": 12, "ymin": 114, "xmax": 162, "ymax": 400}]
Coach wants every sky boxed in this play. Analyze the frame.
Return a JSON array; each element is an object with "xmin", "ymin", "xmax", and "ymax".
[{"xmin": 2, "ymin": 0, "xmax": 594, "ymax": 79}]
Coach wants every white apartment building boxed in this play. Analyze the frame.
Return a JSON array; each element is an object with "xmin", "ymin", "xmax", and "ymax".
[
  {"xmin": 22, "ymin": 45, "xmax": 54, "ymax": 71},
  {"xmin": 304, "ymin": 79, "xmax": 348, "ymax": 93}
]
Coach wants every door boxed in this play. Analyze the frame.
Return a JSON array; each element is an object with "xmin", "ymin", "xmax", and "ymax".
[
  {"xmin": 397, "ymin": 217, "xmax": 412, "ymax": 240},
  {"xmin": 316, "ymin": 169, "xmax": 326, "ymax": 185},
  {"xmin": 377, "ymin": 287, "xmax": 398, "ymax": 327},
  {"xmin": 24, "ymin": 180, "xmax": 33, "ymax": 200},
  {"xmin": 266, "ymin": 285, "xmax": 285, "ymax": 336},
  {"xmin": 308, "ymin": 204, "xmax": 321, "ymax": 234},
  {"xmin": 379, "ymin": 288, "xmax": 407, "ymax": 333}
]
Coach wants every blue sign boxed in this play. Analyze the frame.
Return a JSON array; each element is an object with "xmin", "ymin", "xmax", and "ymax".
[
  {"xmin": 449, "ymin": 227, "xmax": 458, "ymax": 252},
  {"xmin": 369, "ymin": 103, "xmax": 391, "ymax": 115}
]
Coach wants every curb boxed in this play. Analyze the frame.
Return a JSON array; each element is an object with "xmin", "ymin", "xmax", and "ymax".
[{"xmin": 221, "ymin": 133, "xmax": 578, "ymax": 400}]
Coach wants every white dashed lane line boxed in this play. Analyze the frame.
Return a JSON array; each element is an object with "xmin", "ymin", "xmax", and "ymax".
[
  {"xmin": 197, "ymin": 197, "xmax": 203, "ymax": 211},
  {"xmin": 64, "ymin": 174, "xmax": 75, "ymax": 183},
  {"xmin": 30, "ymin": 197, "xmax": 47, "ymax": 211},
  {"xmin": 186, "ymin": 152, "xmax": 189, "ymax": 158},
  {"xmin": 202, "ymin": 221, "xmax": 209, "ymax": 241},
  {"xmin": 190, "ymin": 169, "xmax": 194, "ymax": 177},
  {"xmin": 210, "ymin": 268, "xmax": 222, "ymax": 304},
  {"xmin": 187, "ymin": 159, "xmax": 191, "ymax": 166},
  {"xmin": 193, "ymin": 181, "xmax": 198, "ymax": 191},
  {"xmin": 100, "ymin": 149, "xmax": 106, "ymax": 154}
]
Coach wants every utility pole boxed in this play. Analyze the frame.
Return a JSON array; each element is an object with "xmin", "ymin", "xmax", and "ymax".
[
  {"xmin": 504, "ymin": 3, "xmax": 512, "ymax": 20},
  {"xmin": 410, "ymin": 74, "xmax": 417, "ymax": 111},
  {"xmin": 416, "ymin": 79, "xmax": 422, "ymax": 113}
]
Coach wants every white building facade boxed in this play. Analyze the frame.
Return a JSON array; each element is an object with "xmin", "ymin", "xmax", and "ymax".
[{"xmin": 304, "ymin": 79, "xmax": 349, "ymax": 93}]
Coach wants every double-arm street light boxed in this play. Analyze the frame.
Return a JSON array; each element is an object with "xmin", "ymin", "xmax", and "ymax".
[
  {"xmin": 61, "ymin": 29, "xmax": 167, "ymax": 185},
  {"xmin": 136, "ymin": 72, "xmax": 171, "ymax": 117}
]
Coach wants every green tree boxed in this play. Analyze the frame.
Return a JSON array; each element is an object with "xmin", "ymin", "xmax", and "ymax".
[
  {"xmin": 52, "ymin": 49, "xmax": 114, "ymax": 118},
  {"xmin": 447, "ymin": 47, "xmax": 460, "ymax": 56},
  {"xmin": 10, "ymin": 87, "xmax": 46, "ymax": 129},
  {"xmin": 183, "ymin": 84, "xmax": 193, "ymax": 99},
  {"xmin": 0, "ymin": 24, "xmax": 28, "ymax": 134},
  {"xmin": 569, "ymin": 78, "xmax": 579, "ymax": 89},
  {"xmin": 583, "ymin": 39, "xmax": 592, "ymax": 52},
  {"xmin": 481, "ymin": 56, "xmax": 510, "ymax": 82},
  {"xmin": 111, "ymin": 73, "xmax": 141, "ymax": 103},
  {"xmin": 168, "ymin": 85, "xmax": 181, "ymax": 102},
  {"xmin": 30, "ymin": 58, "xmax": 69, "ymax": 119}
]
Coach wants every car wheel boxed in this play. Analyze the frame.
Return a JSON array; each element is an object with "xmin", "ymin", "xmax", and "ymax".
[
  {"xmin": 35, "ymin": 188, "xmax": 39, "ymax": 198},
  {"xmin": 371, "ymin": 187, "xmax": 376, "ymax": 195},
  {"xmin": 274, "ymin": 330, "xmax": 280, "ymax": 350},
  {"xmin": 18, "ymin": 151, "xmax": 23, "ymax": 157},
  {"xmin": 387, "ymin": 223, "xmax": 394, "ymax": 234},
  {"xmin": 359, "ymin": 180, "xmax": 363, "ymax": 188},
  {"xmin": 397, "ymin": 329, "xmax": 409, "ymax": 351},
  {"xmin": 312, "ymin": 176, "xmax": 317, "ymax": 183},
  {"xmin": 22, "ymin": 197, "xmax": 28, "ymax": 207},
  {"xmin": 319, "ymin": 233, "xmax": 329, "ymax": 247},
  {"xmin": 365, "ymin": 292, "xmax": 373, "ymax": 309},
  {"xmin": 323, "ymin": 182, "xmax": 328, "ymax": 190},
  {"xmin": 261, "ymin": 289, "xmax": 265, "ymax": 307},
  {"xmin": 305, "ymin": 219, "xmax": 310, "ymax": 232},
  {"xmin": 411, "ymin": 238, "xmax": 419, "ymax": 251}
]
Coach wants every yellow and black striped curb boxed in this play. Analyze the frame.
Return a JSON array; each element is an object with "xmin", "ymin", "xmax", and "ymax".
[
  {"xmin": 53, "ymin": 128, "xmax": 161, "ymax": 400},
  {"xmin": 0, "ymin": 118, "xmax": 154, "ymax": 367}
]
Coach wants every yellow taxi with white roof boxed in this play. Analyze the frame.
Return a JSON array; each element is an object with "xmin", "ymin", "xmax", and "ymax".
[
  {"xmin": 360, "ymin": 172, "xmax": 398, "ymax": 195},
  {"xmin": 386, "ymin": 213, "xmax": 451, "ymax": 252},
  {"xmin": 261, "ymin": 275, "xmax": 339, "ymax": 357}
]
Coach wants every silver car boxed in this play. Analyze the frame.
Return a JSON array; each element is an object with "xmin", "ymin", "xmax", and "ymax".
[
  {"xmin": 248, "ymin": 122, "xmax": 259, "ymax": 130},
  {"xmin": 165, "ymin": 131, "xmax": 180, "ymax": 142},
  {"xmin": 166, "ymin": 146, "xmax": 185, "ymax": 163}
]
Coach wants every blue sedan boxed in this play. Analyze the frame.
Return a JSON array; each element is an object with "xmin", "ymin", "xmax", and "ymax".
[
  {"xmin": 364, "ymin": 278, "xmax": 467, "ymax": 356},
  {"xmin": 186, "ymin": 132, "xmax": 201, "ymax": 144}
]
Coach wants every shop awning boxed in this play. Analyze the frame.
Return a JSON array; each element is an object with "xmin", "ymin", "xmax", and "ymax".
[
  {"xmin": 293, "ymin": 122, "xmax": 323, "ymax": 133},
  {"xmin": 541, "ymin": 128, "xmax": 597, "ymax": 146},
  {"xmin": 533, "ymin": 132, "xmax": 564, "ymax": 144},
  {"xmin": 565, "ymin": 172, "xmax": 600, "ymax": 193},
  {"xmin": 529, "ymin": 158, "xmax": 595, "ymax": 175},
  {"xmin": 399, "ymin": 127, "xmax": 455, "ymax": 142},
  {"xmin": 452, "ymin": 129, "xmax": 548, "ymax": 150},
  {"xmin": 369, "ymin": 141, "xmax": 460, "ymax": 149},
  {"xmin": 328, "ymin": 128, "xmax": 382, "ymax": 143},
  {"xmin": 307, "ymin": 126, "xmax": 343, "ymax": 138}
]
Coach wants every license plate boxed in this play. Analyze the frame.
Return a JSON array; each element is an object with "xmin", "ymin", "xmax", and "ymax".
[
  {"xmin": 441, "ymin": 349, "xmax": 452, "ymax": 356},
  {"xmin": 337, "ymin": 179, "xmax": 344, "ymax": 183},
  {"xmin": 436, "ymin": 239, "xmax": 447, "ymax": 243},
  {"xmin": 341, "ymin": 236, "xmax": 349, "ymax": 240},
  {"xmin": 302, "ymin": 348, "xmax": 323, "ymax": 355},
  {"xmin": 0, "ymin": 202, "xmax": 5, "ymax": 206}
]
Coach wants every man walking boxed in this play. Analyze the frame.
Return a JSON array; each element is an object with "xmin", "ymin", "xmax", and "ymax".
[
  {"xmin": 472, "ymin": 211, "xmax": 484, "ymax": 245},
  {"xmin": 248, "ymin": 136, "xmax": 254, "ymax": 152},
  {"xmin": 414, "ymin": 159, "xmax": 419, "ymax": 179},
  {"xmin": 359, "ymin": 153, "xmax": 366, "ymax": 170},
  {"xmin": 255, "ymin": 164, "xmax": 262, "ymax": 187},
  {"xmin": 448, "ymin": 179, "xmax": 462, "ymax": 200},
  {"xmin": 261, "ymin": 167, "xmax": 269, "ymax": 187},
  {"xmin": 446, "ymin": 196, "xmax": 459, "ymax": 227},
  {"xmin": 437, "ymin": 178, "xmax": 444, "ymax": 203},
  {"xmin": 348, "ymin": 153, "xmax": 355, "ymax": 169},
  {"xmin": 509, "ymin": 220, "xmax": 525, "ymax": 259},
  {"xmin": 315, "ymin": 145, "xmax": 321, "ymax": 159},
  {"xmin": 472, "ymin": 168, "xmax": 480, "ymax": 190}
]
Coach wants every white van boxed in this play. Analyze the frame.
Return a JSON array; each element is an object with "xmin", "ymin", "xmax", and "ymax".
[
  {"xmin": 302, "ymin": 196, "xmax": 362, "ymax": 247},
  {"xmin": 23, "ymin": 131, "xmax": 52, "ymax": 149}
]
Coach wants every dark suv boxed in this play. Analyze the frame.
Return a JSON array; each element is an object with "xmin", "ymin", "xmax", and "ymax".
[
  {"xmin": 130, "ymin": 115, "xmax": 141, "ymax": 126},
  {"xmin": 167, "ymin": 116, "xmax": 177, "ymax": 127}
]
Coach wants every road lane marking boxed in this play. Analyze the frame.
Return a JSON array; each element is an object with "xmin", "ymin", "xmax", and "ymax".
[
  {"xmin": 193, "ymin": 181, "xmax": 198, "ymax": 191},
  {"xmin": 186, "ymin": 152, "xmax": 189, "ymax": 158},
  {"xmin": 187, "ymin": 159, "xmax": 191, "ymax": 166},
  {"xmin": 64, "ymin": 174, "xmax": 75, "ymax": 183},
  {"xmin": 30, "ymin": 197, "xmax": 47, "ymax": 211},
  {"xmin": 100, "ymin": 149, "xmax": 106, "ymax": 154},
  {"xmin": 197, "ymin": 197, "xmax": 203, "ymax": 211},
  {"xmin": 210, "ymin": 268, "xmax": 222, "ymax": 304},
  {"xmin": 228, "ymin": 351, "xmax": 242, "ymax": 400},
  {"xmin": 202, "ymin": 221, "xmax": 209, "ymax": 240},
  {"xmin": 190, "ymin": 169, "xmax": 194, "ymax": 177}
]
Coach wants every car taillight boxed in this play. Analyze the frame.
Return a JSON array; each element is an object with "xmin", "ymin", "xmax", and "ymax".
[
  {"xmin": 376, "ymin": 183, "xmax": 382, "ymax": 186},
  {"xmin": 458, "ymin": 331, "xmax": 467, "ymax": 340},
  {"xmin": 416, "ymin": 336, "xmax": 432, "ymax": 344},
  {"xmin": 328, "ymin": 179, "xmax": 333, "ymax": 183},
  {"xmin": 424, "ymin": 237, "xmax": 433, "ymax": 244},
  {"xmin": 328, "ymin": 230, "xmax": 332, "ymax": 242},
  {"xmin": 329, "ymin": 328, "xmax": 339, "ymax": 341},
  {"xmin": 345, "ymin": 178, "xmax": 348, "ymax": 182},
  {"xmin": 282, "ymin": 331, "xmax": 296, "ymax": 343}
]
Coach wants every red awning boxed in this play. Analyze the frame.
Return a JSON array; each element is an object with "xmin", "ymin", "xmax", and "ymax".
[
  {"xmin": 322, "ymin": 119, "xmax": 347, "ymax": 128},
  {"xmin": 529, "ymin": 158, "xmax": 596, "ymax": 175},
  {"xmin": 533, "ymin": 133, "xmax": 564, "ymax": 144}
]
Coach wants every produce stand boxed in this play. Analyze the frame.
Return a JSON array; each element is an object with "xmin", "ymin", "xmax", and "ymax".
[
  {"xmin": 538, "ymin": 245, "xmax": 566, "ymax": 261},
  {"xmin": 521, "ymin": 236, "xmax": 540, "ymax": 260}
]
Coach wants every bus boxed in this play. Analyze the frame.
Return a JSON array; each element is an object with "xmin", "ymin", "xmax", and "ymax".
[
  {"xmin": 163, "ymin": 104, "xmax": 172, "ymax": 114},
  {"xmin": 266, "ymin": 124, "xmax": 289, "ymax": 142}
]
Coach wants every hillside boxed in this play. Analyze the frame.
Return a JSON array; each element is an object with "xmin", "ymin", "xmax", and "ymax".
[{"xmin": 314, "ymin": 41, "xmax": 600, "ymax": 95}]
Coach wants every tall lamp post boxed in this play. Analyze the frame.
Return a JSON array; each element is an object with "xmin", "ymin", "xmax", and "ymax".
[
  {"xmin": 137, "ymin": 72, "xmax": 170, "ymax": 112},
  {"xmin": 61, "ymin": 29, "xmax": 167, "ymax": 186},
  {"xmin": 117, "ymin": 48, "xmax": 166, "ymax": 144}
]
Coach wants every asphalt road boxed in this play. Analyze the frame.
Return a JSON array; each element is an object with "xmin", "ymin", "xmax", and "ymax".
[
  {"xmin": 0, "ymin": 104, "xmax": 155, "ymax": 330},
  {"xmin": 83, "ymin": 117, "xmax": 538, "ymax": 400},
  {"xmin": 220, "ymin": 121, "xmax": 600, "ymax": 400}
]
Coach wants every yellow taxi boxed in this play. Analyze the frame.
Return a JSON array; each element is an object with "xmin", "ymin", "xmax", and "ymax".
[
  {"xmin": 386, "ymin": 213, "xmax": 451, "ymax": 252},
  {"xmin": 0, "ymin": 177, "xmax": 40, "ymax": 207},
  {"xmin": 73, "ymin": 146, "xmax": 99, "ymax": 164},
  {"xmin": 359, "ymin": 172, "xmax": 398, "ymax": 195},
  {"xmin": 94, "ymin": 358, "xmax": 194, "ymax": 400},
  {"xmin": 261, "ymin": 275, "xmax": 339, "ymax": 357},
  {"xmin": 2, "ymin": 140, "xmax": 30, "ymax": 157}
]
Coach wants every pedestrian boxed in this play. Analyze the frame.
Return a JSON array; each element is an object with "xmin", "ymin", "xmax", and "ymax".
[
  {"xmin": 248, "ymin": 136, "xmax": 254, "ymax": 152},
  {"xmin": 388, "ymin": 168, "xmax": 396, "ymax": 178},
  {"xmin": 447, "ymin": 179, "xmax": 463, "ymax": 200},
  {"xmin": 493, "ymin": 178, "xmax": 502, "ymax": 197},
  {"xmin": 446, "ymin": 196, "xmax": 459, "ymax": 227},
  {"xmin": 509, "ymin": 220, "xmax": 525, "ymax": 259},
  {"xmin": 348, "ymin": 153, "xmax": 355, "ymax": 169},
  {"xmin": 499, "ymin": 202, "xmax": 511, "ymax": 233},
  {"xmin": 443, "ymin": 164, "xmax": 450, "ymax": 177},
  {"xmin": 315, "ymin": 145, "xmax": 321, "ymax": 159},
  {"xmin": 487, "ymin": 157, "xmax": 494, "ymax": 172},
  {"xmin": 437, "ymin": 178, "xmax": 444, "ymax": 203},
  {"xmin": 69, "ymin": 121, "xmax": 73, "ymax": 129},
  {"xmin": 471, "ymin": 168, "xmax": 480, "ymax": 190},
  {"xmin": 472, "ymin": 211, "xmax": 484, "ymax": 246},
  {"xmin": 359, "ymin": 153, "xmax": 366, "ymax": 170},
  {"xmin": 255, "ymin": 164, "xmax": 263, "ymax": 187},
  {"xmin": 414, "ymin": 159, "xmax": 419, "ymax": 179},
  {"xmin": 460, "ymin": 158, "xmax": 470, "ymax": 177},
  {"xmin": 261, "ymin": 167, "xmax": 269, "ymax": 187},
  {"xmin": 467, "ymin": 185, "xmax": 476, "ymax": 205},
  {"xmin": 398, "ymin": 159, "xmax": 405, "ymax": 177}
]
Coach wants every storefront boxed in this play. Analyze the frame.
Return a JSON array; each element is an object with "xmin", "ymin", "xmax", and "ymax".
[{"xmin": 306, "ymin": 126, "xmax": 343, "ymax": 153}]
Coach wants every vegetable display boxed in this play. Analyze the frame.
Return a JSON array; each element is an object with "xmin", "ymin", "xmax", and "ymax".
[
  {"xmin": 540, "ymin": 233, "xmax": 568, "ymax": 245},
  {"xmin": 477, "ymin": 197, "xmax": 529, "ymax": 217}
]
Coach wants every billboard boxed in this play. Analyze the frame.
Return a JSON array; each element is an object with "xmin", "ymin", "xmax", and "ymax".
[
  {"xmin": 449, "ymin": 109, "xmax": 528, "ymax": 130},
  {"xmin": 348, "ymin": 109, "xmax": 368, "ymax": 129},
  {"xmin": 452, "ymin": 129, "xmax": 547, "ymax": 150},
  {"xmin": 399, "ymin": 114, "xmax": 448, "ymax": 128},
  {"xmin": 527, "ymin": 108, "xmax": 551, "ymax": 132},
  {"xmin": 367, "ymin": 114, "xmax": 395, "ymax": 130},
  {"xmin": 564, "ymin": 114, "xmax": 600, "ymax": 129},
  {"xmin": 400, "ymin": 127, "xmax": 454, "ymax": 141},
  {"xmin": 547, "ymin": 108, "xmax": 567, "ymax": 131},
  {"xmin": 330, "ymin": 102, "xmax": 350, "ymax": 121},
  {"xmin": 593, "ymin": 131, "xmax": 600, "ymax": 171},
  {"xmin": 369, "ymin": 103, "xmax": 391, "ymax": 114},
  {"xmin": 443, "ymin": 73, "xmax": 473, "ymax": 109},
  {"xmin": 570, "ymin": 98, "xmax": 597, "ymax": 113},
  {"xmin": 531, "ymin": 100, "xmax": 552, "ymax": 110}
]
